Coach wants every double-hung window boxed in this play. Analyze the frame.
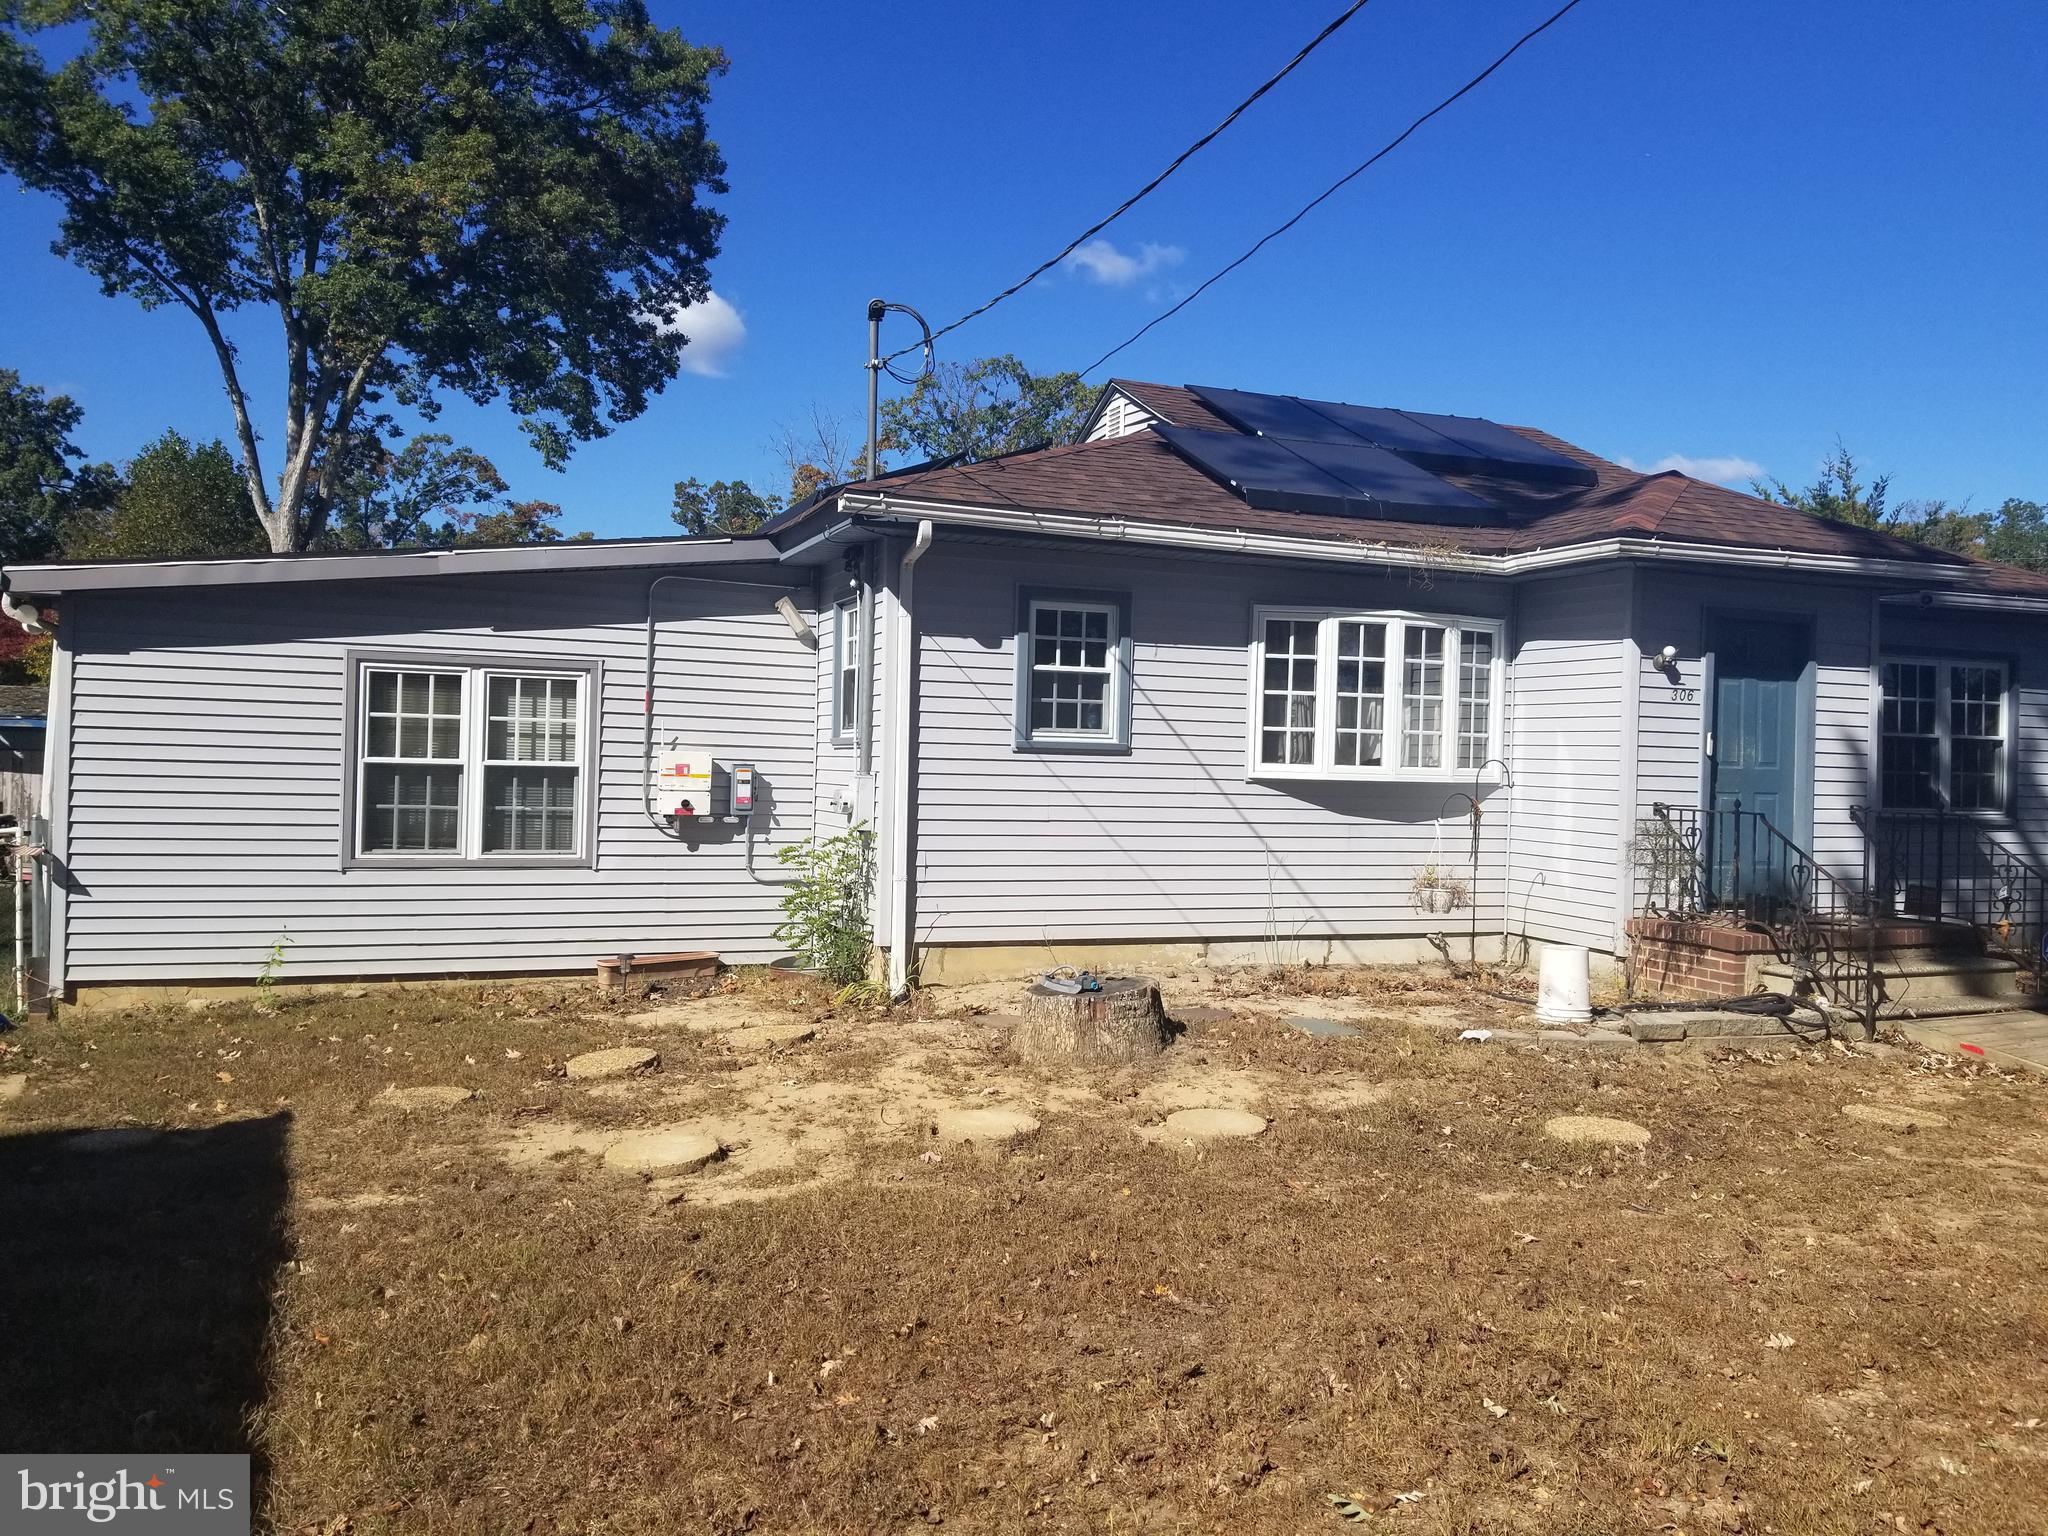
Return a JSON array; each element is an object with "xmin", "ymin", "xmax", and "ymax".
[
  {"xmin": 1880, "ymin": 657, "xmax": 2010, "ymax": 812},
  {"xmin": 1250, "ymin": 608, "xmax": 1502, "ymax": 779},
  {"xmin": 833, "ymin": 598, "xmax": 864, "ymax": 744},
  {"xmin": 1013, "ymin": 588, "xmax": 1134, "ymax": 751},
  {"xmin": 348, "ymin": 656, "xmax": 595, "ymax": 865}
]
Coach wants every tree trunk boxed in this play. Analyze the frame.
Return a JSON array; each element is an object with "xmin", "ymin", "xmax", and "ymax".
[{"xmin": 1012, "ymin": 977, "xmax": 1168, "ymax": 1067}]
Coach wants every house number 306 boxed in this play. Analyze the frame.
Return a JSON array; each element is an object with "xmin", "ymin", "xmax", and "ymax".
[{"xmin": 1669, "ymin": 687, "xmax": 1697, "ymax": 703}]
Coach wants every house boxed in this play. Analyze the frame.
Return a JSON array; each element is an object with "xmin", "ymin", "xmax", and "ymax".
[
  {"xmin": 0, "ymin": 684, "xmax": 47, "ymax": 829},
  {"xmin": 7, "ymin": 379, "xmax": 2048, "ymax": 1011}
]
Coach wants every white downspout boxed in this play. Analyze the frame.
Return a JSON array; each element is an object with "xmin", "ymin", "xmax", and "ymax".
[{"xmin": 886, "ymin": 520, "xmax": 935, "ymax": 997}]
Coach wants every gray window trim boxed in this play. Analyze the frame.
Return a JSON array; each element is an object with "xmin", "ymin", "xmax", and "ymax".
[
  {"xmin": 830, "ymin": 597, "xmax": 861, "ymax": 747},
  {"xmin": 1012, "ymin": 585, "xmax": 1134, "ymax": 754},
  {"xmin": 341, "ymin": 648, "xmax": 603, "ymax": 872}
]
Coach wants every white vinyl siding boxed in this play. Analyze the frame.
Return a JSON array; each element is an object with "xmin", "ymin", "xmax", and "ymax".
[
  {"xmin": 59, "ymin": 567, "xmax": 817, "ymax": 982},
  {"xmin": 912, "ymin": 546, "xmax": 1512, "ymax": 951}
]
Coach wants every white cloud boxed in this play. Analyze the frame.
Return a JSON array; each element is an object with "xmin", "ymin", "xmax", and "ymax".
[
  {"xmin": 1063, "ymin": 238, "xmax": 1186, "ymax": 287},
  {"xmin": 1619, "ymin": 452, "xmax": 1765, "ymax": 486},
  {"xmin": 663, "ymin": 290, "xmax": 747, "ymax": 377}
]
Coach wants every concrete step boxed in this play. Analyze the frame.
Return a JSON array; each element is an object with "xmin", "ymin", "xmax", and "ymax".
[
  {"xmin": 1875, "ymin": 992, "xmax": 2031, "ymax": 1022},
  {"xmin": 1760, "ymin": 952, "xmax": 2024, "ymax": 1003}
]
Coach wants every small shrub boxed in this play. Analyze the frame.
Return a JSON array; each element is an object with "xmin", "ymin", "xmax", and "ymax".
[{"xmin": 774, "ymin": 823, "xmax": 874, "ymax": 987}]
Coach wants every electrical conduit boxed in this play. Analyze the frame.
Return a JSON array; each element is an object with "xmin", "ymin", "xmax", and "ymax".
[{"xmin": 887, "ymin": 521, "xmax": 935, "ymax": 997}]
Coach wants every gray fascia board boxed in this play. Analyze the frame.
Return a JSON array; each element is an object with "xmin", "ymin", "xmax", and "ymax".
[{"xmin": 3, "ymin": 535, "xmax": 781, "ymax": 595}]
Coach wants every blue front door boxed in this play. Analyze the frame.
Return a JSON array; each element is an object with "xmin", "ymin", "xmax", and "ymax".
[{"xmin": 1708, "ymin": 617, "xmax": 1808, "ymax": 900}]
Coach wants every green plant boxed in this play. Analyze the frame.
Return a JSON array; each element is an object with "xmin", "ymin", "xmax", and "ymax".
[
  {"xmin": 256, "ymin": 932, "xmax": 292, "ymax": 1010},
  {"xmin": 774, "ymin": 824, "xmax": 874, "ymax": 988}
]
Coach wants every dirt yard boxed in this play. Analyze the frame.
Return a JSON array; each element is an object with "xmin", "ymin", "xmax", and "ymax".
[{"xmin": 2, "ymin": 964, "xmax": 2045, "ymax": 1535}]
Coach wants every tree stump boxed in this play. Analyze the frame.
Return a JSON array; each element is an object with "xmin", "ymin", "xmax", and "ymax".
[{"xmin": 1013, "ymin": 977, "xmax": 1168, "ymax": 1066}]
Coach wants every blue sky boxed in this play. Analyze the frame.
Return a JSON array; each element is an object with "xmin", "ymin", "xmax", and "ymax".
[{"xmin": 4, "ymin": 0, "xmax": 2044, "ymax": 538}]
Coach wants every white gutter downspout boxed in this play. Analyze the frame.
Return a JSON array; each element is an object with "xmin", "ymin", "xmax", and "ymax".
[{"xmin": 886, "ymin": 521, "xmax": 935, "ymax": 998}]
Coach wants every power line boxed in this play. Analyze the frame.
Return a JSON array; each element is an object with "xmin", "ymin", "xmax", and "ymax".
[
  {"xmin": 885, "ymin": 0, "xmax": 1376, "ymax": 364},
  {"xmin": 1078, "ymin": 0, "xmax": 1589, "ymax": 379}
]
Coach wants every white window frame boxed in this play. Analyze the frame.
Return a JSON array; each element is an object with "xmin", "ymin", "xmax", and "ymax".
[
  {"xmin": 1878, "ymin": 654, "xmax": 2012, "ymax": 815},
  {"xmin": 355, "ymin": 665, "xmax": 469, "ymax": 859},
  {"xmin": 1246, "ymin": 606, "xmax": 1504, "ymax": 782},
  {"xmin": 473, "ymin": 669, "xmax": 590, "ymax": 860},
  {"xmin": 346, "ymin": 656, "xmax": 595, "ymax": 867},
  {"xmin": 1021, "ymin": 597, "xmax": 1122, "ymax": 746},
  {"xmin": 832, "ymin": 598, "xmax": 862, "ymax": 745}
]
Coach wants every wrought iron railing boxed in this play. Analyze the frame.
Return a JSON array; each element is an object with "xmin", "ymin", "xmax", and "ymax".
[
  {"xmin": 1637, "ymin": 802, "xmax": 1879, "ymax": 1029},
  {"xmin": 1854, "ymin": 805, "xmax": 2047, "ymax": 984}
]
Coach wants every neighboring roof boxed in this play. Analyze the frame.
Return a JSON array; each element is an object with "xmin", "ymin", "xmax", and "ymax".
[
  {"xmin": 787, "ymin": 380, "xmax": 2048, "ymax": 596},
  {"xmin": 2, "ymin": 532, "xmax": 784, "ymax": 596},
  {"xmin": 0, "ymin": 684, "xmax": 47, "ymax": 724}
]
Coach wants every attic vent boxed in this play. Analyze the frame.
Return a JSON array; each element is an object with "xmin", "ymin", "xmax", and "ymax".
[{"xmin": 1083, "ymin": 387, "xmax": 1158, "ymax": 442}]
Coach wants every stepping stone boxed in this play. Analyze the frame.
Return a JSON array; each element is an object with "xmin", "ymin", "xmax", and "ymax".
[
  {"xmin": 724, "ymin": 1023, "xmax": 815, "ymax": 1050},
  {"xmin": 1842, "ymin": 1102, "xmax": 1949, "ymax": 1130},
  {"xmin": 933, "ymin": 1107, "xmax": 1040, "ymax": 1144},
  {"xmin": 0, "ymin": 1073, "xmax": 26, "ymax": 1102},
  {"xmin": 603, "ymin": 1129, "xmax": 725, "ymax": 1177},
  {"xmin": 1285, "ymin": 1016, "xmax": 1359, "ymax": 1039},
  {"xmin": 376, "ymin": 1085, "xmax": 476, "ymax": 1113},
  {"xmin": 66, "ymin": 1127, "xmax": 159, "ymax": 1153},
  {"xmin": 1162, "ymin": 1107, "xmax": 1268, "ymax": 1140},
  {"xmin": 565, "ymin": 1046, "xmax": 659, "ymax": 1081},
  {"xmin": 1543, "ymin": 1114, "xmax": 1650, "ymax": 1147},
  {"xmin": 1175, "ymin": 1005, "xmax": 1236, "ymax": 1026}
]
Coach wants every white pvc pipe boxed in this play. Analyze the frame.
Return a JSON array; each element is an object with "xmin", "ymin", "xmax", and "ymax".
[{"xmin": 886, "ymin": 521, "xmax": 935, "ymax": 997}]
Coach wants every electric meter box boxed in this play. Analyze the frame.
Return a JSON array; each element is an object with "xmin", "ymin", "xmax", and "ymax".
[{"xmin": 653, "ymin": 744, "xmax": 756, "ymax": 820}]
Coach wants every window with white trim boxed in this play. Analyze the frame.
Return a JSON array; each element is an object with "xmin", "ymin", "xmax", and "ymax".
[
  {"xmin": 1250, "ymin": 609, "xmax": 1502, "ymax": 778},
  {"xmin": 833, "ymin": 598, "xmax": 863, "ymax": 743},
  {"xmin": 1026, "ymin": 600, "xmax": 1117, "ymax": 741},
  {"xmin": 1880, "ymin": 658, "xmax": 2009, "ymax": 812},
  {"xmin": 352, "ymin": 660, "xmax": 590, "ymax": 861}
]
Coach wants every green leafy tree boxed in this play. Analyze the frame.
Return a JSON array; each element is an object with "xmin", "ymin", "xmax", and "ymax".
[
  {"xmin": 0, "ymin": 0, "xmax": 729, "ymax": 553},
  {"xmin": 447, "ymin": 499, "xmax": 590, "ymax": 548},
  {"xmin": 1752, "ymin": 444, "xmax": 1895, "ymax": 529},
  {"xmin": 880, "ymin": 355, "xmax": 1102, "ymax": 465},
  {"xmin": 65, "ymin": 430, "xmax": 266, "ymax": 559},
  {"xmin": 321, "ymin": 433, "xmax": 588, "ymax": 548},
  {"xmin": 671, "ymin": 477, "xmax": 777, "ymax": 536},
  {"xmin": 0, "ymin": 368, "xmax": 117, "ymax": 563},
  {"xmin": 1984, "ymin": 498, "xmax": 2048, "ymax": 571}
]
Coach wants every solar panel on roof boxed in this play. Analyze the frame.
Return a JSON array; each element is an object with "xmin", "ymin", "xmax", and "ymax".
[
  {"xmin": 1154, "ymin": 425, "xmax": 1491, "ymax": 520},
  {"xmin": 1185, "ymin": 385, "xmax": 1360, "ymax": 445},
  {"xmin": 1387, "ymin": 408, "xmax": 1597, "ymax": 487},
  {"xmin": 1184, "ymin": 384, "xmax": 1599, "ymax": 490}
]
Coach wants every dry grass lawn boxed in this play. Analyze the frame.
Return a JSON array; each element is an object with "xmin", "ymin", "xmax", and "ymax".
[{"xmin": 2, "ymin": 965, "xmax": 2046, "ymax": 1535}]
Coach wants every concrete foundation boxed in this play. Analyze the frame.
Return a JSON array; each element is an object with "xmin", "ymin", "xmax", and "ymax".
[{"xmin": 912, "ymin": 933, "xmax": 1565, "ymax": 986}]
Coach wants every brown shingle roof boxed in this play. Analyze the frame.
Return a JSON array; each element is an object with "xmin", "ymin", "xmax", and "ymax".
[{"xmin": 815, "ymin": 381, "xmax": 2048, "ymax": 596}]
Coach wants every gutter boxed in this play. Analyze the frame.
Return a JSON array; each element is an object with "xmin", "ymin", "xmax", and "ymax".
[
  {"xmin": 886, "ymin": 521, "xmax": 935, "ymax": 998},
  {"xmin": 835, "ymin": 491, "xmax": 2005, "ymax": 587}
]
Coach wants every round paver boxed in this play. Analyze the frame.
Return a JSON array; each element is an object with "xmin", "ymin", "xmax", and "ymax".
[
  {"xmin": 1163, "ymin": 1107, "xmax": 1269, "ymax": 1140},
  {"xmin": 604, "ymin": 1129, "xmax": 726, "ymax": 1177},
  {"xmin": 1543, "ymin": 1114, "xmax": 1650, "ymax": 1147},
  {"xmin": 376, "ymin": 1085, "xmax": 477, "ymax": 1112},
  {"xmin": 933, "ymin": 1107, "xmax": 1040, "ymax": 1144},
  {"xmin": 66, "ymin": 1127, "xmax": 159, "ymax": 1153},
  {"xmin": 724, "ymin": 1023, "xmax": 816, "ymax": 1050},
  {"xmin": 566, "ymin": 1046, "xmax": 659, "ymax": 1081},
  {"xmin": 1842, "ymin": 1102, "xmax": 1949, "ymax": 1130}
]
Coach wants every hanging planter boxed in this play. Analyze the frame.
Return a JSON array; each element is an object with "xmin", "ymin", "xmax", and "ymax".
[{"xmin": 1410, "ymin": 864, "xmax": 1470, "ymax": 916}]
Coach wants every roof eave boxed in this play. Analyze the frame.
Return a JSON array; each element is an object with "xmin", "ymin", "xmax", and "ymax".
[{"xmin": 2, "ymin": 534, "xmax": 783, "ymax": 596}]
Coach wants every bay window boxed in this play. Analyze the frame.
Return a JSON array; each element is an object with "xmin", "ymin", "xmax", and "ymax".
[
  {"xmin": 347, "ymin": 654, "xmax": 596, "ymax": 866},
  {"xmin": 1250, "ymin": 608, "xmax": 1502, "ymax": 779},
  {"xmin": 1880, "ymin": 657, "xmax": 2009, "ymax": 812}
]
